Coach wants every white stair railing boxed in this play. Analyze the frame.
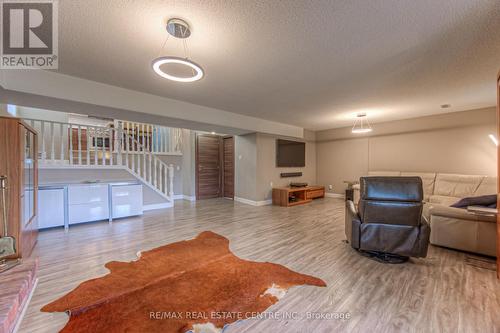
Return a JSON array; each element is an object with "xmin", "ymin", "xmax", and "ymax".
[
  {"xmin": 24, "ymin": 118, "xmax": 174, "ymax": 201},
  {"xmin": 115, "ymin": 120, "xmax": 182, "ymax": 155}
]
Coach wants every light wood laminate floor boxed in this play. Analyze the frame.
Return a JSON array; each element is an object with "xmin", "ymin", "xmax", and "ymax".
[{"xmin": 20, "ymin": 198, "xmax": 500, "ymax": 332}]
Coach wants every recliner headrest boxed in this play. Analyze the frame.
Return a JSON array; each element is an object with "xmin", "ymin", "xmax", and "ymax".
[{"xmin": 360, "ymin": 177, "xmax": 423, "ymax": 202}]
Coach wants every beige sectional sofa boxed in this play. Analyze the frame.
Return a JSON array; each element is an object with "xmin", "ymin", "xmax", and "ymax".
[{"xmin": 352, "ymin": 171, "xmax": 497, "ymax": 257}]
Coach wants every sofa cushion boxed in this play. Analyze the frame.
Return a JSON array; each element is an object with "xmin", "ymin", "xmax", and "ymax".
[
  {"xmin": 429, "ymin": 195, "xmax": 462, "ymax": 207},
  {"xmin": 434, "ymin": 173, "xmax": 484, "ymax": 198},
  {"xmin": 401, "ymin": 172, "xmax": 436, "ymax": 197},
  {"xmin": 474, "ymin": 176, "xmax": 497, "ymax": 196},
  {"xmin": 428, "ymin": 204, "xmax": 496, "ymax": 223},
  {"xmin": 450, "ymin": 194, "xmax": 497, "ymax": 209}
]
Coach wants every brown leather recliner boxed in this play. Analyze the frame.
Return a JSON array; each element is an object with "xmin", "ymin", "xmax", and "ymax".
[{"xmin": 345, "ymin": 176, "xmax": 430, "ymax": 262}]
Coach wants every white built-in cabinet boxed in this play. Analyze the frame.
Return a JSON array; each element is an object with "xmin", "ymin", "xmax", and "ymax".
[
  {"xmin": 68, "ymin": 184, "xmax": 109, "ymax": 224},
  {"xmin": 38, "ymin": 188, "xmax": 65, "ymax": 229},
  {"xmin": 111, "ymin": 184, "xmax": 143, "ymax": 219},
  {"xmin": 38, "ymin": 182, "xmax": 144, "ymax": 229}
]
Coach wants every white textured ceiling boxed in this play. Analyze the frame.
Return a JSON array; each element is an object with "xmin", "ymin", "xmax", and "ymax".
[{"xmin": 55, "ymin": 0, "xmax": 500, "ymax": 130}]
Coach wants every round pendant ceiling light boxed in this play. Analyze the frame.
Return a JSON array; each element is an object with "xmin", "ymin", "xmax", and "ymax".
[
  {"xmin": 351, "ymin": 113, "xmax": 373, "ymax": 134},
  {"xmin": 152, "ymin": 18, "xmax": 204, "ymax": 83}
]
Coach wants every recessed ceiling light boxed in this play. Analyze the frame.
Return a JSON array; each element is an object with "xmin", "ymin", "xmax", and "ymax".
[
  {"xmin": 210, "ymin": 131, "xmax": 216, "ymax": 135},
  {"xmin": 352, "ymin": 113, "xmax": 373, "ymax": 134},
  {"xmin": 440, "ymin": 104, "xmax": 451, "ymax": 109},
  {"xmin": 152, "ymin": 18, "xmax": 204, "ymax": 83}
]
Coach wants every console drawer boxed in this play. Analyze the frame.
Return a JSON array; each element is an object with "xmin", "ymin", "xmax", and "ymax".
[{"xmin": 307, "ymin": 189, "xmax": 324, "ymax": 199}]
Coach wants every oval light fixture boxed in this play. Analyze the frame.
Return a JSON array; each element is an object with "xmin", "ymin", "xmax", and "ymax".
[
  {"xmin": 352, "ymin": 113, "xmax": 373, "ymax": 134},
  {"xmin": 152, "ymin": 18, "xmax": 204, "ymax": 83},
  {"xmin": 152, "ymin": 56, "xmax": 204, "ymax": 82}
]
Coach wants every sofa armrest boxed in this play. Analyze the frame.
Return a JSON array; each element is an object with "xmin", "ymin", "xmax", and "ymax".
[{"xmin": 428, "ymin": 204, "xmax": 496, "ymax": 223}]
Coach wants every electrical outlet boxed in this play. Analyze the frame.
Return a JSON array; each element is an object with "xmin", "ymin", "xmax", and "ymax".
[{"xmin": 328, "ymin": 185, "xmax": 333, "ymax": 191}]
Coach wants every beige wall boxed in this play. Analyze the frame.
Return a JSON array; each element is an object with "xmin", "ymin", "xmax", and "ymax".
[
  {"xmin": 256, "ymin": 132, "xmax": 317, "ymax": 201},
  {"xmin": 234, "ymin": 131, "xmax": 317, "ymax": 202},
  {"xmin": 316, "ymin": 108, "xmax": 497, "ymax": 194},
  {"xmin": 235, "ymin": 133, "xmax": 258, "ymax": 201},
  {"xmin": 181, "ymin": 130, "xmax": 196, "ymax": 197}
]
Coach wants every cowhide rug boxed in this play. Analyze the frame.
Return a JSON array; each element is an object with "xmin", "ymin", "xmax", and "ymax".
[{"xmin": 42, "ymin": 231, "xmax": 326, "ymax": 333}]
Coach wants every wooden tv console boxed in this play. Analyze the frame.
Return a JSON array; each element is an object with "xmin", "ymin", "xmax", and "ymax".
[{"xmin": 272, "ymin": 186, "xmax": 325, "ymax": 207}]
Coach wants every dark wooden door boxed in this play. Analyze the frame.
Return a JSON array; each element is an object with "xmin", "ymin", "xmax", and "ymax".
[
  {"xmin": 196, "ymin": 135, "xmax": 222, "ymax": 199},
  {"xmin": 223, "ymin": 137, "xmax": 234, "ymax": 199}
]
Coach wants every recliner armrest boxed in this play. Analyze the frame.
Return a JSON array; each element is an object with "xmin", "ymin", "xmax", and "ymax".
[
  {"xmin": 346, "ymin": 200, "xmax": 361, "ymax": 223},
  {"xmin": 345, "ymin": 200, "xmax": 361, "ymax": 249}
]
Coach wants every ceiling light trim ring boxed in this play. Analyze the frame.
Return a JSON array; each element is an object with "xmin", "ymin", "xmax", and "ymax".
[
  {"xmin": 152, "ymin": 56, "xmax": 204, "ymax": 83},
  {"xmin": 352, "ymin": 113, "xmax": 373, "ymax": 134}
]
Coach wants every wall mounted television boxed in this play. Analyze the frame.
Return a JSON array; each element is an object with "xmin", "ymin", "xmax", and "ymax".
[{"xmin": 276, "ymin": 139, "xmax": 305, "ymax": 167}]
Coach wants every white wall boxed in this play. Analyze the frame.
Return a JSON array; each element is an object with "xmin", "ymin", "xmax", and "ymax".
[{"xmin": 316, "ymin": 107, "xmax": 497, "ymax": 194}]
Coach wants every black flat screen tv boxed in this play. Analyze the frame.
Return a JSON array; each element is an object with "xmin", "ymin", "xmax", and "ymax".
[{"xmin": 276, "ymin": 139, "xmax": 305, "ymax": 167}]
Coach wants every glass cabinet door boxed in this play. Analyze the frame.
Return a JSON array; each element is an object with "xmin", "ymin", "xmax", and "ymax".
[{"xmin": 23, "ymin": 127, "xmax": 35, "ymax": 226}]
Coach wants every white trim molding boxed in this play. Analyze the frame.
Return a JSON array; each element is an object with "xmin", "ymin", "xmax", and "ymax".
[
  {"xmin": 143, "ymin": 202, "xmax": 174, "ymax": 211},
  {"xmin": 234, "ymin": 197, "xmax": 272, "ymax": 206},
  {"xmin": 325, "ymin": 192, "xmax": 345, "ymax": 199},
  {"xmin": 173, "ymin": 194, "xmax": 196, "ymax": 201}
]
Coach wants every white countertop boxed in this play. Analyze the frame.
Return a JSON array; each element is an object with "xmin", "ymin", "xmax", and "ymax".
[{"xmin": 39, "ymin": 180, "xmax": 141, "ymax": 189}]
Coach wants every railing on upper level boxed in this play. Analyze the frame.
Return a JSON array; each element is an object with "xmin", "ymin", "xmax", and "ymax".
[
  {"xmin": 23, "ymin": 118, "xmax": 175, "ymax": 200},
  {"xmin": 114, "ymin": 120, "xmax": 182, "ymax": 155}
]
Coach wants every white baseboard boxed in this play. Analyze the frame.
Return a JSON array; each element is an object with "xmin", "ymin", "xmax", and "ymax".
[
  {"xmin": 173, "ymin": 194, "xmax": 196, "ymax": 201},
  {"xmin": 143, "ymin": 202, "xmax": 173, "ymax": 211},
  {"xmin": 234, "ymin": 197, "xmax": 272, "ymax": 206},
  {"xmin": 13, "ymin": 278, "xmax": 38, "ymax": 333},
  {"xmin": 325, "ymin": 192, "xmax": 345, "ymax": 199}
]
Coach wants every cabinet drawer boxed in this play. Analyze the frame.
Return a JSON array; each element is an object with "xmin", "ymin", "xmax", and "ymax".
[
  {"xmin": 69, "ymin": 202, "xmax": 109, "ymax": 224},
  {"xmin": 111, "ymin": 185, "xmax": 143, "ymax": 219},
  {"xmin": 307, "ymin": 189, "xmax": 324, "ymax": 199},
  {"xmin": 68, "ymin": 184, "xmax": 108, "ymax": 205},
  {"xmin": 38, "ymin": 189, "xmax": 65, "ymax": 229}
]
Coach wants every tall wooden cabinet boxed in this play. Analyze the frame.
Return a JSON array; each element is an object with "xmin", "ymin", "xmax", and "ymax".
[
  {"xmin": 497, "ymin": 73, "xmax": 500, "ymax": 279},
  {"xmin": 0, "ymin": 116, "xmax": 38, "ymax": 259}
]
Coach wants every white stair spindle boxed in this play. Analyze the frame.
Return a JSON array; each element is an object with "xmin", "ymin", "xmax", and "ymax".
[
  {"xmin": 126, "ymin": 123, "xmax": 130, "ymax": 167},
  {"xmin": 148, "ymin": 153, "xmax": 152, "ymax": 183},
  {"xmin": 40, "ymin": 121, "xmax": 46, "ymax": 163},
  {"xmin": 77, "ymin": 125, "xmax": 82, "ymax": 165},
  {"xmin": 162, "ymin": 164, "xmax": 168, "ymax": 195},
  {"xmin": 60, "ymin": 123, "xmax": 64, "ymax": 162},
  {"xmin": 50, "ymin": 122, "xmax": 55, "ymax": 162},
  {"xmin": 131, "ymin": 129, "xmax": 135, "ymax": 172},
  {"xmin": 117, "ymin": 123, "xmax": 122, "ymax": 166},
  {"xmin": 94, "ymin": 127, "xmax": 98, "ymax": 165},
  {"xmin": 169, "ymin": 164, "xmax": 174, "ymax": 199},
  {"xmin": 86, "ymin": 127, "xmax": 90, "ymax": 166},
  {"xmin": 109, "ymin": 128, "xmax": 114, "ymax": 166},
  {"xmin": 69, "ymin": 125, "xmax": 73, "ymax": 165},
  {"xmin": 101, "ymin": 131, "xmax": 106, "ymax": 165},
  {"xmin": 154, "ymin": 159, "xmax": 157, "ymax": 187},
  {"xmin": 161, "ymin": 127, "xmax": 165, "ymax": 153}
]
